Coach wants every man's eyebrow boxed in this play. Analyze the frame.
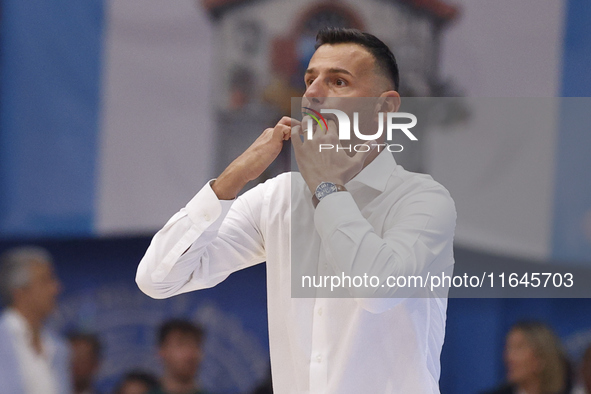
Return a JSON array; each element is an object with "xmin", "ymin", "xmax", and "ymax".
[{"xmin": 305, "ymin": 67, "xmax": 354, "ymax": 77}]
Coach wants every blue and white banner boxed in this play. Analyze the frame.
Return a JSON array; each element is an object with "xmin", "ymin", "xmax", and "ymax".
[
  {"xmin": 0, "ymin": 0, "xmax": 214, "ymax": 238},
  {"xmin": 428, "ymin": 0, "xmax": 591, "ymax": 263}
]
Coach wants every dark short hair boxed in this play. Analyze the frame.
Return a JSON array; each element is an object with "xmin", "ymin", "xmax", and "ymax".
[
  {"xmin": 315, "ymin": 27, "xmax": 400, "ymax": 92},
  {"xmin": 115, "ymin": 370, "xmax": 160, "ymax": 394},
  {"xmin": 158, "ymin": 319, "xmax": 204, "ymax": 346},
  {"xmin": 67, "ymin": 331, "xmax": 102, "ymax": 360}
]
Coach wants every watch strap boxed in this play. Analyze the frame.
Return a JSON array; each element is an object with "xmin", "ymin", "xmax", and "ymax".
[{"xmin": 312, "ymin": 184, "xmax": 347, "ymax": 207}]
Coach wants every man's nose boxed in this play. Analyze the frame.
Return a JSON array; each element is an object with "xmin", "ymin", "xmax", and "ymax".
[{"xmin": 303, "ymin": 80, "xmax": 326, "ymax": 104}]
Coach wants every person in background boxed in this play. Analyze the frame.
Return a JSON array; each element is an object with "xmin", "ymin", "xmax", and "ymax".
[
  {"xmin": 250, "ymin": 370, "xmax": 273, "ymax": 394},
  {"xmin": 0, "ymin": 246, "xmax": 72, "ymax": 394},
  {"xmin": 572, "ymin": 344, "xmax": 591, "ymax": 394},
  {"xmin": 150, "ymin": 319, "xmax": 207, "ymax": 394},
  {"xmin": 114, "ymin": 370, "xmax": 160, "ymax": 394},
  {"xmin": 482, "ymin": 320, "xmax": 573, "ymax": 394},
  {"xmin": 68, "ymin": 332, "xmax": 103, "ymax": 394}
]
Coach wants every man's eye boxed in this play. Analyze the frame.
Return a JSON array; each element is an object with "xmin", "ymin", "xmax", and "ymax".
[
  {"xmin": 335, "ymin": 79, "xmax": 346, "ymax": 86},
  {"xmin": 306, "ymin": 79, "xmax": 315, "ymax": 86}
]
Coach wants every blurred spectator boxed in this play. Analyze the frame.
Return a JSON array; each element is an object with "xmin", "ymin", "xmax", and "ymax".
[
  {"xmin": 482, "ymin": 321, "xmax": 572, "ymax": 394},
  {"xmin": 114, "ymin": 370, "xmax": 159, "ymax": 394},
  {"xmin": 250, "ymin": 371, "xmax": 273, "ymax": 394},
  {"xmin": 68, "ymin": 332, "xmax": 102, "ymax": 394},
  {"xmin": 0, "ymin": 246, "xmax": 72, "ymax": 393},
  {"xmin": 572, "ymin": 344, "xmax": 591, "ymax": 394},
  {"xmin": 151, "ymin": 319, "xmax": 207, "ymax": 394}
]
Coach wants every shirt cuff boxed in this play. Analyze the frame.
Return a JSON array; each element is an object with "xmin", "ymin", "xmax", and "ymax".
[
  {"xmin": 185, "ymin": 179, "xmax": 233, "ymax": 229},
  {"xmin": 313, "ymin": 191, "xmax": 364, "ymax": 241}
]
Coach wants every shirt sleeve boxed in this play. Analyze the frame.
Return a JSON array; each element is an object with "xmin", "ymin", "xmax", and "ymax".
[
  {"xmin": 313, "ymin": 185, "xmax": 456, "ymax": 313},
  {"xmin": 136, "ymin": 180, "xmax": 267, "ymax": 299}
]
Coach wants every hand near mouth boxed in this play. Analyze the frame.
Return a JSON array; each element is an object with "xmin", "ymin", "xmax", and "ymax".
[
  {"xmin": 292, "ymin": 118, "xmax": 377, "ymax": 196},
  {"xmin": 212, "ymin": 116, "xmax": 297, "ymax": 200}
]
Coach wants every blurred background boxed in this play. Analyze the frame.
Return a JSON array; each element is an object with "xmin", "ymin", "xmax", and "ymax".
[{"xmin": 0, "ymin": 0, "xmax": 590, "ymax": 392}]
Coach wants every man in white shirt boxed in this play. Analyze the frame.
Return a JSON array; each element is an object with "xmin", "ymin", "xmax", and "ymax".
[
  {"xmin": 0, "ymin": 246, "xmax": 72, "ymax": 394},
  {"xmin": 137, "ymin": 27, "xmax": 456, "ymax": 393}
]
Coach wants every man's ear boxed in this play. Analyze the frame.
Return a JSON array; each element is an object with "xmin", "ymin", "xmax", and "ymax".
[{"xmin": 379, "ymin": 90, "xmax": 401, "ymax": 112}]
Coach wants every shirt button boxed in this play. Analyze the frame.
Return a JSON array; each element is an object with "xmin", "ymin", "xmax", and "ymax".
[
  {"xmin": 316, "ymin": 354, "xmax": 322, "ymax": 363},
  {"xmin": 204, "ymin": 214, "xmax": 211, "ymax": 221},
  {"xmin": 317, "ymin": 308, "xmax": 323, "ymax": 316}
]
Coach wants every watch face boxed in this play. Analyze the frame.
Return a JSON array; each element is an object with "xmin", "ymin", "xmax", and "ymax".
[{"xmin": 315, "ymin": 182, "xmax": 338, "ymax": 200}]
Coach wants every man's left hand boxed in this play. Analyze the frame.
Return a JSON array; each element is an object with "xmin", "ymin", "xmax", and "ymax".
[{"xmin": 291, "ymin": 117, "xmax": 376, "ymax": 195}]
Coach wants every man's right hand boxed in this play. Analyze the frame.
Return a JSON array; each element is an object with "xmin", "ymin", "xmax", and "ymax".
[{"xmin": 212, "ymin": 116, "xmax": 295, "ymax": 200}]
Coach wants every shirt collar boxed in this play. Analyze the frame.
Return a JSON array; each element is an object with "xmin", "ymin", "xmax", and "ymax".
[{"xmin": 345, "ymin": 149, "xmax": 397, "ymax": 193}]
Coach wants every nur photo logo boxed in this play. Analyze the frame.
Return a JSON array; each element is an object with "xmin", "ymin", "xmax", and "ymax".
[{"xmin": 301, "ymin": 107, "xmax": 418, "ymax": 153}]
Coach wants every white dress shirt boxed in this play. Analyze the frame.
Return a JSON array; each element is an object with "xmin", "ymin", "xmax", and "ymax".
[
  {"xmin": 137, "ymin": 150, "xmax": 456, "ymax": 393},
  {"xmin": 4, "ymin": 309, "xmax": 59, "ymax": 394}
]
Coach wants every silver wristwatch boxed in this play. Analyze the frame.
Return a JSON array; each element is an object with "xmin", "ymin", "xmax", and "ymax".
[{"xmin": 313, "ymin": 182, "xmax": 347, "ymax": 206}]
